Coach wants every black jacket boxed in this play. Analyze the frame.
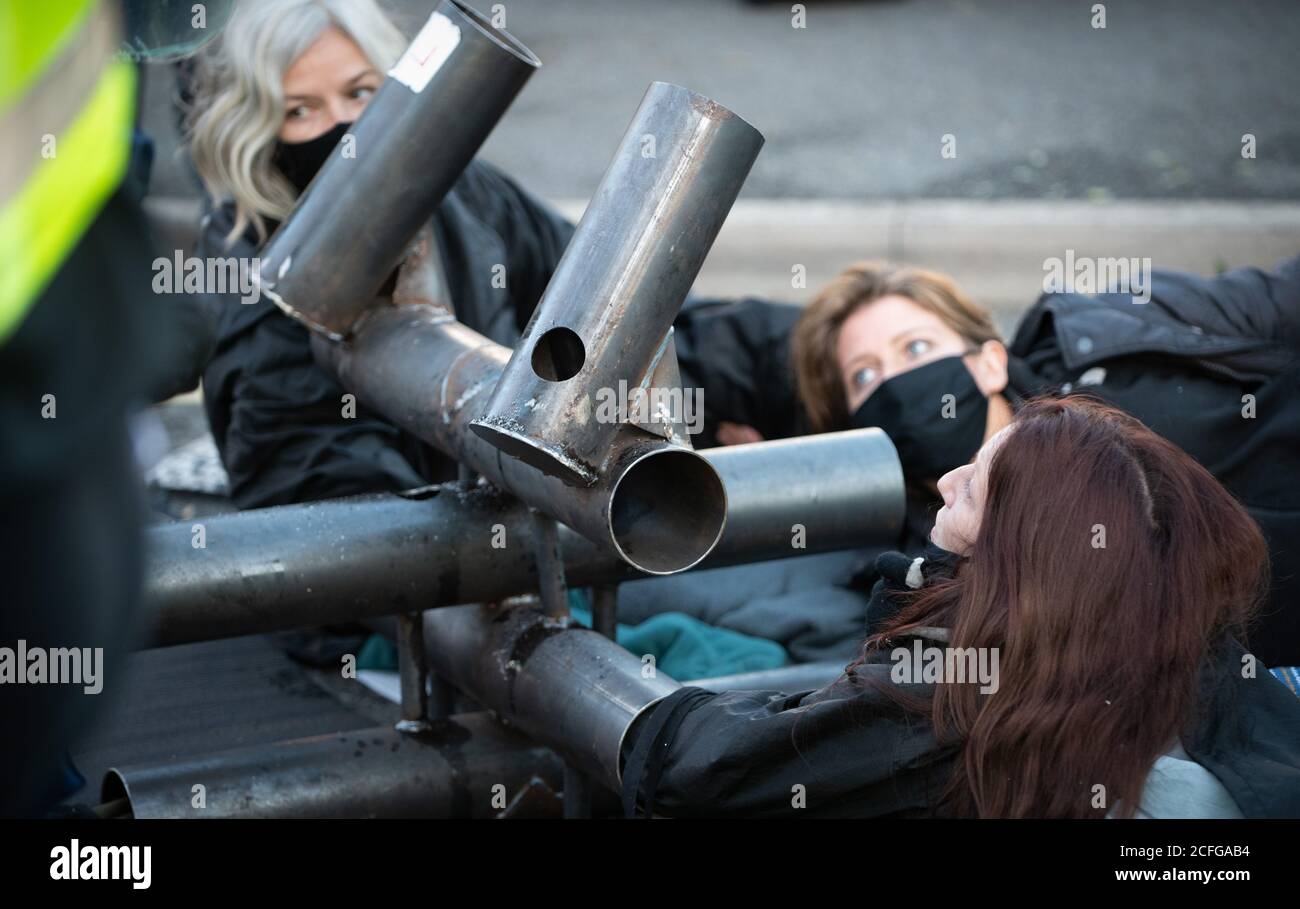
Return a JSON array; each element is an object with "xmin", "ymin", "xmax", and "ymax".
[
  {"xmin": 1010, "ymin": 255, "xmax": 1300, "ymax": 386},
  {"xmin": 674, "ymin": 296, "xmax": 805, "ymax": 447},
  {"xmin": 622, "ymin": 548, "xmax": 1300, "ymax": 818},
  {"xmin": 200, "ymin": 160, "xmax": 574, "ymax": 508}
]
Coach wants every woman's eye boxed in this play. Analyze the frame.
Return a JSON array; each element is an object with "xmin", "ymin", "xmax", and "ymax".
[
  {"xmin": 905, "ymin": 338, "xmax": 932, "ymax": 358},
  {"xmin": 286, "ymin": 105, "xmax": 311, "ymax": 120},
  {"xmin": 351, "ymin": 86, "xmax": 375, "ymax": 101},
  {"xmin": 852, "ymin": 367, "xmax": 877, "ymax": 389}
]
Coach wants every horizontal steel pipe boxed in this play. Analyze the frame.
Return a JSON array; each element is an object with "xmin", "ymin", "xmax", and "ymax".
[
  {"xmin": 315, "ymin": 305, "xmax": 728, "ymax": 575},
  {"xmin": 258, "ymin": 0, "xmax": 540, "ymax": 339},
  {"xmin": 145, "ymin": 483, "xmax": 536, "ymax": 647},
  {"xmin": 472, "ymin": 83, "xmax": 764, "ymax": 483},
  {"xmin": 101, "ymin": 715, "xmax": 561, "ymax": 819},
  {"xmin": 687, "ymin": 661, "xmax": 846, "ymax": 693},
  {"xmin": 144, "ymin": 428, "xmax": 902, "ymax": 647},
  {"xmin": 702, "ymin": 429, "xmax": 904, "ymax": 562},
  {"xmin": 422, "ymin": 604, "xmax": 678, "ymax": 789}
]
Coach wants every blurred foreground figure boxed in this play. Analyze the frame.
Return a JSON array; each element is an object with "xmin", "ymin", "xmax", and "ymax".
[{"xmin": 0, "ymin": 0, "xmax": 227, "ymax": 816}]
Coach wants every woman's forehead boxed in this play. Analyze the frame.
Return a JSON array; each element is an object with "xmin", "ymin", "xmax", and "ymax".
[
  {"xmin": 283, "ymin": 27, "xmax": 370, "ymax": 94},
  {"xmin": 975, "ymin": 424, "xmax": 1015, "ymax": 471}
]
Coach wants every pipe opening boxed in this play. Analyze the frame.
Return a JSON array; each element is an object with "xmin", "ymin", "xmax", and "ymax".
[
  {"xmin": 609, "ymin": 448, "xmax": 726, "ymax": 574},
  {"xmin": 449, "ymin": 0, "xmax": 543, "ymax": 68},
  {"xmin": 531, "ymin": 327, "xmax": 585, "ymax": 382},
  {"xmin": 100, "ymin": 770, "xmax": 136, "ymax": 819}
]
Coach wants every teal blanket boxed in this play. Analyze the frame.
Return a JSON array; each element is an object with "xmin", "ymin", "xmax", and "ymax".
[
  {"xmin": 357, "ymin": 590, "xmax": 789, "ymax": 681},
  {"xmin": 568, "ymin": 590, "xmax": 787, "ymax": 680}
]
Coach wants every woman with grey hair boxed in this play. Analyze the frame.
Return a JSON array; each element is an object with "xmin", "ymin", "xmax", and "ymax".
[{"xmin": 186, "ymin": 0, "xmax": 574, "ymax": 508}]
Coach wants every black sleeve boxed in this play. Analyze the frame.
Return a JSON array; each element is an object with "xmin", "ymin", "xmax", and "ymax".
[
  {"xmin": 451, "ymin": 160, "xmax": 575, "ymax": 332},
  {"xmin": 621, "ymin": 668, "xmax": 951, "ymax": 818},
  {"xmin": 672, "ymin": 296, "xmax": 805, "ymax": 446},
  {"xmin": 197, "ymin": 206, "xmax": 432, "ymax": 509},
  {"xmin": 1147, "ymin": 254, "xmax": 1300, "ymax": 351},
  {"xmin": 138, "ymin": 287, "xmax": 215, "ymax": 403},
  {"xmin": 1014, "ymin": 255, "xmax": 1300, "ymax": 360}
]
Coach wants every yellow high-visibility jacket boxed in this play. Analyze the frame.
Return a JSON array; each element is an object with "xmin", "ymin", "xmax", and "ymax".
[{"xmin": 0, "ymin": 0, "xmax": 135, "ymax": 344}]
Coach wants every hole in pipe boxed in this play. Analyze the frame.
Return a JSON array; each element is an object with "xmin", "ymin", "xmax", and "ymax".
[
  {"xmin": 609, "ymin": 449, "xmax": 727, "ymax": 575},
  {"xmin": 531, "ymin": 327, "xmax": 585, "ymax": 382}
]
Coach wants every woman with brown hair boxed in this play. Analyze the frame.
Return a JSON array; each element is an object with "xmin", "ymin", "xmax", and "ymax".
[
  {"xmin": 620, "ymin": 397, "xmax": 1300, "ymax": 818},
  {"xmin": 787, "ymin": 258, "xmax": 1300, "ymax": 668}
]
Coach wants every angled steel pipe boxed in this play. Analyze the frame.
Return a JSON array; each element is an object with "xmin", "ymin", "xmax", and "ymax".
[
  {"xmin": 422, "ymin": 604, "xmax": 679, "ymax": 790},
  {"xmin": 101, "ymin": 715, "xmax": 562, "ymax": 818},
  {"xmin": 471, "ymin": 82, "xmax": 765, "ymax": 484},
  {"xmin": 143, "ymin": 427, "xmax": 902, "ymax": 647},
  {"xmin": 314, "ymin": 304, "xmax": 728, "ymax": 575},
  {"xmin": 257, "ymin": 0, "xmax": 540, "ymax": 339}
]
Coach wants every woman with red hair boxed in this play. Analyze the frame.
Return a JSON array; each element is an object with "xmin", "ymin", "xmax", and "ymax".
[{"xmin": 621, "ymin": 396, "xmax": 1300, "ymax": 818}]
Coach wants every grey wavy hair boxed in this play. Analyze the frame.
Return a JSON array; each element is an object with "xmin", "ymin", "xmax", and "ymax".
[{"xmin": 185, "ymin": 0, "xmax": 406, "ymax": 247}]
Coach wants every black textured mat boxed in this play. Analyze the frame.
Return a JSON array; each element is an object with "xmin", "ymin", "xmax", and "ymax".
[{"xmin": 67, "ymin": 635, "xmax": 375, "ymax": 804}]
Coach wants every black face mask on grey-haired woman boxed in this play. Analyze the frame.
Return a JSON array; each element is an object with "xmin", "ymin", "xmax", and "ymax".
[
  {"xmin": 271, "ymin": 120, "xmax": 353, "ymax": 194},
  {"xmin": 849, "ymin": 354, "xmax": 989, "ymax": 485}
]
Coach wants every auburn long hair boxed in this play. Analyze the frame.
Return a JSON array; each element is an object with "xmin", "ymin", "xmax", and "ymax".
[{"xmin": 861, "ymin": 396, "xmax": 1268, "ymax": 818}]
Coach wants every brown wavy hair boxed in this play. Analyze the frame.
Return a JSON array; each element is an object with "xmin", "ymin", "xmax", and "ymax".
[
  {"xmin": 859, "ymin": 396, "xmax": 1268, "ymax": 817},
  {"xmin": 792, "ymin": 262, "xmax": 1000, "ymax": 432}
]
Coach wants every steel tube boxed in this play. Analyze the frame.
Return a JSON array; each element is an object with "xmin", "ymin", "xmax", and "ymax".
[
  {"xmin": 422, "ymin": 603, "xmax": 679, "ymax": 789},
  {"xmin": 144, "ymin": 483, "xmax": 541, "ymax": 647},
  {"xmin": 257, "ymin": 0, "xmax": 540, "ymax": 339},
  {"xmin": 396, "ymin": 611, "xmax": 431, "ymax": 732},
  {"xmin": 471, "ymin": 83, "xmax": 764, "ymax": 484},
  {"xmin": 144, "ymin": 428, "xmax": 903, "ymax": 647},
  {"xmin": 101, "ymin": 715, "xmax": 562, "ymax": 819},
  {"xmin": 592, "ymin": 585, "xmax": 619, "ymax": 639},
  {"xmin": 315, "ymin": 305, "xmax": 728, "ymax": 575},
  {"xmin": 702, "ymin": 429, "xmax": 904, "ymax": 563},
  {"xmin": 687, "ymin": 661, "xmax": 846, "ymax": 693}
]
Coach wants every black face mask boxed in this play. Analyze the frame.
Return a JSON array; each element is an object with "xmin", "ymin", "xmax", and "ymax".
[
  {"xmin": 849, "ymin": 355, "xmax": 989, "ymax": 485},
  {"xmin": 271, "ymin": 121, "xmax": 352, "ymax": 194}
]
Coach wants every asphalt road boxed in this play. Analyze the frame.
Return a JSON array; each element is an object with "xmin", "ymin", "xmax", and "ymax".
[{"xmin": 144, "ymin": 0, "xmax": 1300, "ymax": 201}]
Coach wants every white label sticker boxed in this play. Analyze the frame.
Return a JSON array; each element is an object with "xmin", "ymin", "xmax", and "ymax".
[{"xmin": 388, "ymin": 11, "xmax": 461, "ymax": 94}]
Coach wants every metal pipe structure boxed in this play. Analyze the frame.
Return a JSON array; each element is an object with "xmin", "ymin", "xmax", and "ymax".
[
  {"xmin": 687, "ymin": 661, "xmax": 845, "ymax": 693},
  {"xmin": 471, "ymin": 82, "xmax": 764, "ymax": 484},
  {"xmin": 144, "ymin": 428, "xmax": 903, "ymax": 647},
  {"xmin": 257, "ymin": 0, "xmax": 540, "ymax": 339},
  {"xmin": 423, "ymin": 603, "xmax": 679, "ymax": 789},
  {"xmin": 305, "ymin": 86, "xmax": 765, "ymax": 574},
  {"xmin": 101, "ymin": 714, "xmax": 563, "ymax": 819},
  {"xmin": 314, "ymin": 305, "xmax": 728, "ymax": 575}
]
